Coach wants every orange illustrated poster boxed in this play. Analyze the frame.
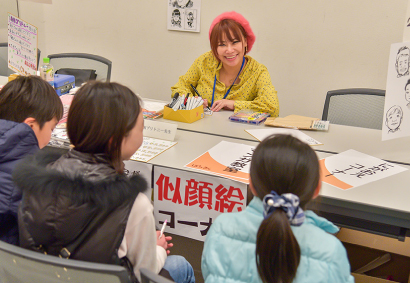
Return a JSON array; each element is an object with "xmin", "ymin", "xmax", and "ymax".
[
  {"xmin": 320, "ymin": 150, "xmax": 407, "ymax": 190},
  {"xmin": 185, "ymin": 141, "xmax": 255, "ymax": 184}
]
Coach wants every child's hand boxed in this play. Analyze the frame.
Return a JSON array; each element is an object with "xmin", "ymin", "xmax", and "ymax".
[{"xmin": 156, "ymin": 231, "xmax": 173, "ymax": 255}]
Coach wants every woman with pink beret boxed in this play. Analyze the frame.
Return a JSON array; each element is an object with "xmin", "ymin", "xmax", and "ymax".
[{"xmin": 171, "ymin": 11, "xmax": 279, "ymax": 116}]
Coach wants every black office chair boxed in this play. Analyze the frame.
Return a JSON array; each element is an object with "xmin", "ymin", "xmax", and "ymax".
[
  {"xmin": 0, "ymin": 42, "xmax": 41, "ymax": 76},
  {"xmin": 48, "ymin": 53, "xmax": 112, "ymax": 86},
  {"xmin": 0, "ymin": 240, "xmax": 132, "ymax": 283},
  {"xmin": 140, "ymin": 268, "xmax": 175, "ymax": 283},
  {"xmin": 322, "ymin": 88, "xmax": 385, "ymax": 130}
]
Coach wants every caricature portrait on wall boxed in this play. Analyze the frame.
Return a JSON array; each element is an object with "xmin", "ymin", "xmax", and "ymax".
[
  {"xmin": 171, "ymin": 0, "xmax": 193, "ymax": 8},
  {"xmin": 167, "ymin": 0, "xmax": 201, "ymax": 32},
  {"xmin": 185, "ymin": 10, "xmax": 197, "ymax": 30},
  {"xmin": 385, "ymin": 105, "xmax": 403, "ymax": 133},
  {"xmin": 396, "ymin": 46, "xmax": 410, "ymax": 78},
  {"xmin": 171, "ymin": 9, "xmax": 182, "ymax": 28},
  {"xmin": 383, "ymin": 42, "xmax": 410, "ymax": 141}
]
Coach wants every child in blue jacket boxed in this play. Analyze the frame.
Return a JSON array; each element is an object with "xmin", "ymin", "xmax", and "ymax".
[
  {"xmin": 0, "ymin": 76, "xmax": 63, "ymax": 245},
  {"xmin": 202, "ymin": 134, "xmax": 354, "ymax": 283}
]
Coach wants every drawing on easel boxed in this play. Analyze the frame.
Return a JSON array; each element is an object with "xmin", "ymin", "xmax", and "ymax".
[
  {"xmin": 395, "ymin": 46, "xmax": 410, "ymax": 78},
  {"xmin": 167, "ymin": 0, "xmax": 201, "ymax": 32},
  {"xmin": 385, "ymin": 105, "xmax": 403, "ymax": 133},
  {"xmin": 382, "ymin": 42, "xmax": 410, "ymax": 141}
]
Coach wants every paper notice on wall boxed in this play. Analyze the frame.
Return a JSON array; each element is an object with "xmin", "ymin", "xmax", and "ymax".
[
  {"xmin": 8, "ymin": 13, "xmax": 38, "ymax": 76},
  {"xmin": 167, "ymin": 0, "xmax": 201, "ymax": 32},
  {"xmin": 185, "ymin": 141, "xmax": 254, "ymax": 183},
  {"xmin": 320, "ymin": 149, "xmax": 407, "ymax": 190}
]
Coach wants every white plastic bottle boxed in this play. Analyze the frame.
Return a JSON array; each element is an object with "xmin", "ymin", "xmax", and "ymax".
[{"xmin": 40, "ymin": 58, "xmax": 54, "ymax": 87}]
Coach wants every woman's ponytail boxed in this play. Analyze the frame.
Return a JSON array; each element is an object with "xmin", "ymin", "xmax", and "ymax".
[{"xmin": 256, "ymin": 209, "xmax": 300, "ymax": 283}]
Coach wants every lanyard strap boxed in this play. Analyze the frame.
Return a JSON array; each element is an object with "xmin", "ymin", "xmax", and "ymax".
[{"xmin": 211, "ymin": 56, "xmax": 245, "ymax": 106}]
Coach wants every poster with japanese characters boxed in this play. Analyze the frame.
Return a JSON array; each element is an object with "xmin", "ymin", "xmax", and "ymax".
[
  {"xmin": 320, "ymin": 150, "xmax": 407, "ymax": 190},
  {"xmin": 167, "ymin": 0, "xmax": 201, "ymax": 32},
  {"xmin": 8, "ymin": 13, "xmax": 38, "ymax": 76},
  {"xmin": 245, "ymin": 128, "xmax": 322, "ymax": 146},
  {"xmin": 154, "ymin": 166, "xmax": 247, "ymax": 241},
  {"xmin": 130, "ymin": 137, "xmax": 177, "ymax": 162},
  {"xmin": 185, "ymin": 141, "xmax": 254, "ymax": 183}
]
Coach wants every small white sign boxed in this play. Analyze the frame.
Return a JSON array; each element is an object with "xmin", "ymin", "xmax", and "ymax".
[{"xmin": 143, "ymin": 119, "xmax": 177, "ymax": 141}]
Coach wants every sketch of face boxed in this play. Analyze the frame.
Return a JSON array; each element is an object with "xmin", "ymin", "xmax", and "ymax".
[
  {"xmin": 173, "ymin": 14, "xmax": 180, "ymax": 22},
  {"xmin": 386, "ymin": 107, "xmax": 403, "ymax": 131},
  {"xmin": 405, "ymin": 84, "xmax": 410, "ymax": 102},
  {"xmin": 396, "ymin": 49, "xmax": 410, "ymax": 77}
]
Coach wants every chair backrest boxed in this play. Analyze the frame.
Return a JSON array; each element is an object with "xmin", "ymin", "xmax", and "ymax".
[
  {"xmin": 48, "ymin": 53, "xmax": 112, "ymax": 85},
  {"xmin": 0, "ymin": 42, "xmax": 41, "ymax": 76},
  {"xmin": 322, "ymin": 88, "xmax": 385, "ymax": 130},
  {"xmin": 140, "ymin": 268, "xmax": 175, "ymax": 283},
  {"xmin": 0, "ymin": 240, "xmax": 131, "ymax": 283}
]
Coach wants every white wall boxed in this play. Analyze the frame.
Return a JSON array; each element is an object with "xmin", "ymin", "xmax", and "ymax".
[{"xmin": 2, "ymin": 0, "xmax": 408, "ymax": 118}]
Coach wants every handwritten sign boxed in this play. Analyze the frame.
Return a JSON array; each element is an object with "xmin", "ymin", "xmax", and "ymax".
[
  {"xmin": 130, "ymin": 137, "xmax": 177, "ymax": 162},
  {"xmin": 245, "ymin": 128, "xmax": 322, "ymax": 146},
  {"xmin": 8, "ymin": 13, "xmax": 38, "ymax": 76},
  {"xmin": 320, "ymin": 150, "xmax": 407, "ymax": 190},
  {"xmin": 185, "ymin": 141, "xmax": 254, "ymax": 183},
  {"xmin": 154, "ymin": 166, "xmax": 247, "ymax": 241},
  {"xmin": 143, "ymin": 119, "xmax": 177, "ymax": 141}
]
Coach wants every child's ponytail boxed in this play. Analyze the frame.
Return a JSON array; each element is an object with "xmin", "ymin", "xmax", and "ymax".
[
  {"xmin": 250, "ymin": 134, "xmax": 320, "ymax": 283},
  {"xmin": 256, "ymin": 192, "xmax": 304, "ymax": 283}
]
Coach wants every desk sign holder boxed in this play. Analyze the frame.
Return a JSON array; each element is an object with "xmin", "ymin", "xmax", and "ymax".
[
  {"xmin": 143, "ymin": 119, "xmax": 177, "ymax": 141},
  {"xmin": 7, "ymin": 13, "xmax": 38, "ymax": 76}
]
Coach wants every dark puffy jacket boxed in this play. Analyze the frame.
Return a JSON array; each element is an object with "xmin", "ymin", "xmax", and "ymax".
[
  {"xmin": 14, "ymin": 149, "xmax": 147, "ymax": 267},
  {"xmin": 0, "ymin": 119, "xmax": 39, "ymax": 245}
]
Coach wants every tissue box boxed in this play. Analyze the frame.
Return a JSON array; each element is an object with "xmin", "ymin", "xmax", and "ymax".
[
  {"xmin": 54, "ymin": 74, "xmax": 75, "ymax": 96},
  {"xmin": 163, "ymin": 105, "xmax": 204, "ymax": 123}
]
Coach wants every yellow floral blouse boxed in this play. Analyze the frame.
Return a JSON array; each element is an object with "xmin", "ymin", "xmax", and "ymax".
[{"xmin": 171, "ymin": 51, "xmax": 279, "ymax": 116}]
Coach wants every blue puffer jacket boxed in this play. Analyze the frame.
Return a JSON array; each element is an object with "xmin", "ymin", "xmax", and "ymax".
[
  {"xmin": 202, "ymin": 197, "xmax": 355, "ymax": 283},
  {"xmin": 0, "ymin": 119, "xmax": 39, "ymax": 245}
]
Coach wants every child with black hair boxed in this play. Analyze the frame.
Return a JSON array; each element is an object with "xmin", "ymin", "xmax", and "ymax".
[
  {"xmin": 202, "ymin": 134, "xmax": 354, "ymax": 283},
  {"xmin": 14, "ymin": 81, "xmax": 195, "ymax": 283},
  {"xmin": 0, "ymin": 76, "xmax": 63, "ymax": 245}
]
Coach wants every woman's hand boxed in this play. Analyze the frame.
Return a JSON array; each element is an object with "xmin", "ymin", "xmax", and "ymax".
[
  {"xmin": 156, "ymin": 231, "xmax": 173, "ymax": 254},
  {"xmin": 211, "ymin": 99, "xmax": 235, "ymax": 112}
]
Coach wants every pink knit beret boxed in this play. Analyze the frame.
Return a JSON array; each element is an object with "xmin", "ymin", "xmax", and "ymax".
[{"xmin": 209, "ymin": 11, "xmax": 256, "ymax": 53}]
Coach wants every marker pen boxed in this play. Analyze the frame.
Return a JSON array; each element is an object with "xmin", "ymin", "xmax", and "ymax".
[{"xmin": 159, "ymin": 219, "xmax": 168, "ymax": 239}]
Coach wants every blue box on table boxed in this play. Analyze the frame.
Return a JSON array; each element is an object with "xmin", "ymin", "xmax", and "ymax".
[{"xmin": 54, "ymin": 74, "xmax": 75, "ymax": 96}]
